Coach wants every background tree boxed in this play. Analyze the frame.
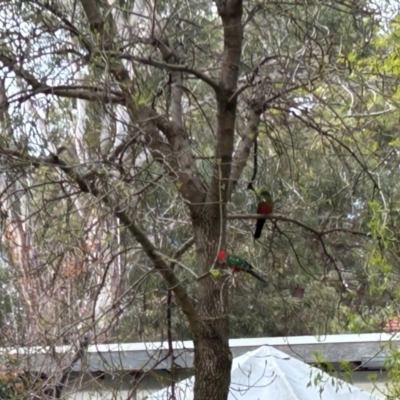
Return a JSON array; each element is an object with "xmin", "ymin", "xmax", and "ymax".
[{"xmin": 0, "ymin": 0, "xmax": 399, "ymax": 399}]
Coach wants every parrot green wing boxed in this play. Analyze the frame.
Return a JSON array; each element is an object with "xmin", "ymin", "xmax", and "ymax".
[
  {"xmin": 225, "ymin": 254, "xmax": 246, "ymax": 268},
  {"xmin": 225, "ymin": 254, "xmax": 267, "ymax": 284}
]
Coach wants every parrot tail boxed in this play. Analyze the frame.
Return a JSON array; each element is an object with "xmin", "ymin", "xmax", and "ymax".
[
  {"xmin": 246, "ymin": 269, "xmax": 268, "ymax": 284},
  {"xmin": 254, "ymin": 219, "xmax": 265, "ymax": 239}
]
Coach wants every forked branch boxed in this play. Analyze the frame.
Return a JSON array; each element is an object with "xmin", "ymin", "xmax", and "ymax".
[
  {"xmin": 78, "ymin": 0, "xmax": 206, "ymax": 209},
  {"xmin": 0, "ymin": 147, "xmax": 200, "ymax": 332}
]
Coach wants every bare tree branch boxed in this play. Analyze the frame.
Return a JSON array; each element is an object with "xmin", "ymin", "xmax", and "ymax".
[
  {"xmin": 0, "ymin": 146, "xmax": 200, "ymax": 332},
  {"xmin": 55, "ymin": 336, "xmax": 90, "ymax": 398},
  {"xmin": 172, "ymin": 237, "xmax": 195, "ymax": 261},
  {"xmin": 227, "ymin": 213, "xmax": 378, "ymax": 239},
  {"xmin": 227, "ymin": 77, "xmax": 325, "ymax": 200},
  {"xmin": 123, "ymin": 55, "xmax": 220, "ymax": 92},
  {"xmin": 79, "ymin": 0, "xmax": 104, "ymax": 32},
  {"xmin": 77, "ymin": 0, "xmax": 206, "ymax": 209},
  {"xmin": 0, "ymin": 53, "xmax": 124, "ymax": 105},
  {"xmin": 164, "ymin": 43, "xmax": 185, "ymax": 128},
  {"xmin": 227, "ymin": 104, "xmax": 262, "ymax": 199},
  {"xmin": 1, "ymin": 9, "xmax": 206, "ymax": 209},
  {"xmin": 139, "ymin": 113, "xmax": 207, "ymax": 206},
  {"xmin": 208, "ymin": 0, "xmax": 244, "ymax": 206}
]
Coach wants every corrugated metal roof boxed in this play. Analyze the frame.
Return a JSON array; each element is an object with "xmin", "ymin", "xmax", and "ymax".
[{"xmin": 0, "ymin": 332, "xmax": 397, "ymax": 372}]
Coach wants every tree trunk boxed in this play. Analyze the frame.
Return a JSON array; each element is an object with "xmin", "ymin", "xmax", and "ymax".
[
  {"xmin": 192, "ymin": 206, "xmax": 232, "ymax": 400},
  {"xmin": 193, "ymin": 297, "xmax": 231, "ymax": 399}
]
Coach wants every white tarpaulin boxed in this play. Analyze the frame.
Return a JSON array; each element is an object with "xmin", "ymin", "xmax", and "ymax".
[{"xmin": 149, "ymin": 346, "xmax": 378, "ymax": 400}]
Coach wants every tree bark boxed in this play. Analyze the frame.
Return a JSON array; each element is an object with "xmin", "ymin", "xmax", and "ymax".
[
  {"xmin": 190, "ymin": 1, "xmax": 244, "ymax": 398},
  {"xmin": 192, "ymin": 205, "xmax": 232, "ymax": 400}
]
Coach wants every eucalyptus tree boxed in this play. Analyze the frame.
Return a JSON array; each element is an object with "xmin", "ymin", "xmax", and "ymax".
[{"xmin": 0, "ymin": 0, "xmax": 387, "ymax": 399}]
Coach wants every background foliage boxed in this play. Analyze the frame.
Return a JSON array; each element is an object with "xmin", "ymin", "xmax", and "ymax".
[{"xmin": 1, "ymin": 0, "xmax": 400, "ymax": 398}]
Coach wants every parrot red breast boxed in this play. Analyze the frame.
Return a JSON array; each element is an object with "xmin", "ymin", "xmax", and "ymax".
[
  {"xmin": 254, "ymin": 189, "xmax": 274, "ymax": 239},
  {"xmin": 217, "ymin": 250, "xmax": 267, "ymax": 284}
]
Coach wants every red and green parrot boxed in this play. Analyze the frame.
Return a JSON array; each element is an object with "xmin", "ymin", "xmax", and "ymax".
[
  {"xmin": 217, "ymin": 250, "xmax": 267, "ymax": 284},
  {"xmin": 254, "ymin": 189, "xmax": 274, "ymax": 239}
]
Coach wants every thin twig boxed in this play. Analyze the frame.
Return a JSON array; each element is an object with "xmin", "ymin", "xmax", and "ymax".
[
  {"xmin": 55, "ymin": 336, "xmax": 89, "ymax": 398},
  {"xmin": 154, "ymin": 251, "xmax": 198, "ymax": 279},
  {"xmin": 228, "ymin": 213, "xmax": 376, "ymax": 239},
  {"xmin": 121, "ymin": 55, "xmax": 220, "ymax": 93}
]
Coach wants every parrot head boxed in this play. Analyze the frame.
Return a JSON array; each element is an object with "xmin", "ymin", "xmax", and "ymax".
[
  {"xmin": 259, "ymin": 188, "xmax": 272, "ymax": 201},
  {"xmin": 217, "ymin": 250, "xmax": 226, "ymax": 263}
]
